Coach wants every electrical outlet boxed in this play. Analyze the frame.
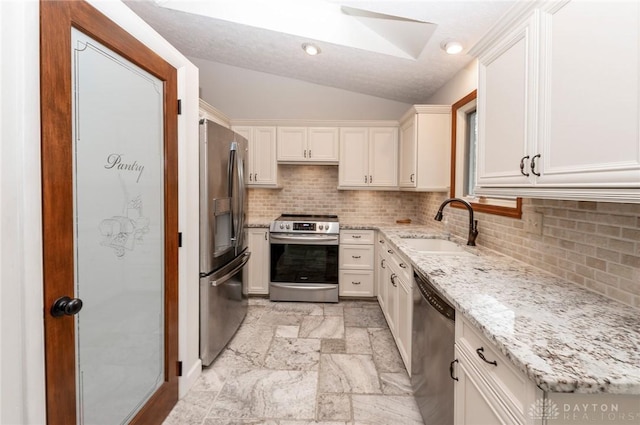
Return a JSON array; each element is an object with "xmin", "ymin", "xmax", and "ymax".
[{"xmin": 524, "ymin": 212, "xmax": 543, "ymax": 236}]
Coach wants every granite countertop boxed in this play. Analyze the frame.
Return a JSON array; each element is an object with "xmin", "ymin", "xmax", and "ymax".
[
  {"xmin": 369, "ymin": 224, "xmax": 640, "ymax": 395},
  {"xmin": 247, "ymin": 218, "xmax": 640, "ymax": 394}
]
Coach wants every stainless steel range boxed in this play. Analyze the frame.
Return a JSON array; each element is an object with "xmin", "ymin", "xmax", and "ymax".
[{"xmin": 269, "ymin": 214, "xmax": 339, "ymax": 302}]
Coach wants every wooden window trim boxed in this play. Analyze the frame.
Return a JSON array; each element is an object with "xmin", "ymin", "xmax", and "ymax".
[{"xmin": 450, "ymin": 90, "xmax": 522, "ymax": 219}]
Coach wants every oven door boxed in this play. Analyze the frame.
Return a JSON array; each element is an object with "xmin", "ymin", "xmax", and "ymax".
[{"xmin": 269, "ymin": 233, "xmax": 339, "ymax": 302}]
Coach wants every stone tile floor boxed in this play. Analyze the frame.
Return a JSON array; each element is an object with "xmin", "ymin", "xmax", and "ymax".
[{"xmin": 163, "ymin": 298, "xmax": 424, "ymax": 425}]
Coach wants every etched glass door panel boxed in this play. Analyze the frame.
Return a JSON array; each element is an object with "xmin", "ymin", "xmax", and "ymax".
[{"xmin": 72, "ymin": 29, "xmax": 164, "ymax": 424}]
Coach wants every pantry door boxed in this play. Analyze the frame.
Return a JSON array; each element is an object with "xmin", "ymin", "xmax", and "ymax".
[{"xmin": 40, "ymin": 1, "xmax": 178, "ymax": 424}]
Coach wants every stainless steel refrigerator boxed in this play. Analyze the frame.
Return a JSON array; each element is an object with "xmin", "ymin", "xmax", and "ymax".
[{"xmin": 199, "ymin": 118, "xmax": 250, "ymax": 367}]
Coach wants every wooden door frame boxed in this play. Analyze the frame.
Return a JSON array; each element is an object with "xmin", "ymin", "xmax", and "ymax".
[{"xmin": 40, "ymin": 1, "xmax": 179, "ymax": 423}]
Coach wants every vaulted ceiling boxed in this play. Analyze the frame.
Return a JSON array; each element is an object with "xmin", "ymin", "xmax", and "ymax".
[{"xmin": 126, "ymin": 0, "xmax": 516, "ymax": 104}]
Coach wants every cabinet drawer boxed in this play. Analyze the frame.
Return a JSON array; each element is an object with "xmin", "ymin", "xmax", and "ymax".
[
  {"xmin": 454, "ymin": 346, "xmax": 521, "ymax": 425},
  {"xmin": 456, "ymin": 317, "xmax": 533, "ymax": 420},
  {"xmin": 382, "ymin": 244, "xmax": 410, "ymax": 281},
  {"xmin": 340, "ymin": 230, "xmax": 375, "ymax": 245},
  {"xmin": 340, "ymin": 245, "xmax": 374, "ymax": 269},
  {"xmin": 339, "ymin": 270, "xmax": 374, "ymax": 296}
]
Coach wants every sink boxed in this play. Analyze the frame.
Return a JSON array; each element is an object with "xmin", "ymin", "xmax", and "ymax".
[{"xmin": 400, "ymin": 238, "xmax": 471, "ymax": 255}]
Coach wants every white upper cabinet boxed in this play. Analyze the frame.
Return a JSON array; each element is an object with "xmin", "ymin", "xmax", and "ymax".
[
  {"xmin": 473, "ymin": 1, "xmax": 640, "ymax": 203},
  {"xmin": 536, "ymin": 1, "xmax": 640, "ymax": 189},
  {"xmin": 338, "ymin": 127, "xmax": 398, "ymax": 189},
  {"xmin": 399, "ymin": 105, "xmax": 451, "ymax": 191},
  {"xmin": 277, "ymin": 127, "xmax": 339, "ymax": 163},
  {"xmin": 308, "ymin": 127, "xmax": 340, "ymax": 162},
  {"xmin": 233, "ymin": 126, "xmax": 278, "ymax": 187},
  {"xmin": 476, "ymin": 13, "xmax": 538, "ymax": 188}
]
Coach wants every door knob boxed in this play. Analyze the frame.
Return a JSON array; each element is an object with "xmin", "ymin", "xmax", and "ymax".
[{"xmin": 50, "ymin": 296, "xmax": 83, "ymax": 317}]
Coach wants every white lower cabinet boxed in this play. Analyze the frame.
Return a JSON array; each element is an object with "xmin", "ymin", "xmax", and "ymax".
[
  {"xmin": 376, "ymin": 233, "xmax": 412, "ymax": 372},
  {"xmin": 455, "ymin": 347, "xmax": 516, "ymax": 425},
  {"xmin": 245, "ymin": 228, "xmax": 270, "ymax": 295},
  {"xmin": 339, "ymin": 230, "xmax": 375, "ymax": 297},
  {"xmin": 395, "ymin": 273, "xmax": 412, "ymax": 367},
  {"xmin": 376, "ymin": 250, "xmax": 388, "ymax": 312},
  {"xmin": 455, "ymin": 316, "xmax": 543, "ymax": 425}
]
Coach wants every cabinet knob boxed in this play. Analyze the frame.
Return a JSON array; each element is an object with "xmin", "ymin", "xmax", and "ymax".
[
  {"xmin": 531, "ymin": 154, "xmax": 541, "ymax": 177},
  {"xmin": 519, "ymin": 156, "xmax": 530, "ymax": 177}
]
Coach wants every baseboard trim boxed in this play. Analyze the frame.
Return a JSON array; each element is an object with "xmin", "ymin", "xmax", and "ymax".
[{"xmin": 179, "ymin": 358, "xmax": 202, "ymax": 398}]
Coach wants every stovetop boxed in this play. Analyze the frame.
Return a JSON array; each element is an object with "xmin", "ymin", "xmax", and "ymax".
[
  {"xmin": 275, "ymin": 214, "xmax": 338, "ymax": 222},
  {"xmin": 270, "ymin": 213, "xmax": 340, "ymax": 234}
]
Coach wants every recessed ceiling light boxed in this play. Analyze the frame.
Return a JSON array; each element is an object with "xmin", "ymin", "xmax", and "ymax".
[
  {"xmin": 302, "ymin": 43, "xmax": 321, "ymax": 56},
  {"xmin": 441, "ymin": 40, "xmax": 463, "ymax": 55}
]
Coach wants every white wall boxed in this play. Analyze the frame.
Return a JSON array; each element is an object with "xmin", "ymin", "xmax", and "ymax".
[
  {"xmin": 1, "ymin": 2, "xmax": 46, "ymax": 423},
  {"xmin": 426, "ymin": 59, "xmax": 478, "ymax": 105},
  {"xmin": 192, "ymin": 57, "xmax": 412, "ymax": 120},
  {"xmin": 0, "ymin": 2, "xmax": 200, "ymax": 423}
]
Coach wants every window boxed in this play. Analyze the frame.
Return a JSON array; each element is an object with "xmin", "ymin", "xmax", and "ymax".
[
  {"xmin": 464, "ymin": 109, "xmax": 478, "ymax": 197},
  {"xmin": 451, "ymin": 90, "xmax": 522, "ymax": 218}
]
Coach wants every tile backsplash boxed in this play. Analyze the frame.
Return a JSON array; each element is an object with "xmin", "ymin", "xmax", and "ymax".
[
  {"xmin": 247, "ymin": 165, "xmax": 420, "ymax": 223},
  {"xmin": 248, "ymin": 165, "xmax": 640, "ymax": 309}
]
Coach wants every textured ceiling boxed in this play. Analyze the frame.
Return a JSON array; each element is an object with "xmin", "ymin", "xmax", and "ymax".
[{"xmin": 125, "ymin": 1, "xmax": 516, "ymax": 104}]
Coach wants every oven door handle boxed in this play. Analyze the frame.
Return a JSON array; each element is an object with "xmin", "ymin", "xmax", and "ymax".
[
  {"xmin": 269, "ymin": 234, "xmax": 339, "ymax": 244},
  {"xmin": 270, "ymin": 283, "xmax": 337, "ymax": 291}
]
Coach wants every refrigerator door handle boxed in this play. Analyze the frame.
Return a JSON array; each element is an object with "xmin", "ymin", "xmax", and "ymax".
[
  {"xmin": 228, "ymin": 141, "xmax": 246, "ymax": 252},
  {"xmin": 210, "ymin": 252, "xmax": 251, "ymax": 287},
  {"xmin": 236, "ymin": 144, "xmax": 246, "ymax": 250},
  {"xmin": 228, "ymin": 144, "xmax": 237, "ymax": 246}
]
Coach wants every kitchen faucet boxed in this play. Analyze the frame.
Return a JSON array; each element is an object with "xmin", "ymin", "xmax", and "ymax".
[{"xmin": 434, "ymin": 198, "xmax": 478, "ymax": 246}]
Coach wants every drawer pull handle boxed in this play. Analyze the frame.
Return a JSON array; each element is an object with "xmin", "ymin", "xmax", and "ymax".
[
  {"xmin": 379, "ymin": 239, "xmax": 384, "ymax": 244},
  {"xmin": 387, "ymin": 249, "xmax": 393, "ymax": 254},
  {"xmin": 352, "ymin": 235, "xmax": 362, "ymax": 239},
  {"xmin": 381, "ymin": 259, "xmax": 386, "ymax": 269},
  {"xmin": 352, "ymin": 281, "xmax": 361, "ymax": 285},
  {"xmin": 352, "ymin": 255, "xmax": 361, "ymax": 259},
  {"xmin": 476, "ymin": 347, "xmax": 498, "ymax": 366},
  {"xmin": 390, "ymin": 273, "xmax": 398, "ymax": 287},
  {"xmin": 450, "ymin": 359, "xmax": 459, "ymax": 381},
  {"xmin": 399, "ymin": 263, "xmax": 407, "ymax": 268}
]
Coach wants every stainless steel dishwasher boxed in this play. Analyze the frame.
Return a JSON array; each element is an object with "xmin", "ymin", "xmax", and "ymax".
[{"xmin": 411, "ymin": 268, "xmax": 456, "ymax": 425}]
